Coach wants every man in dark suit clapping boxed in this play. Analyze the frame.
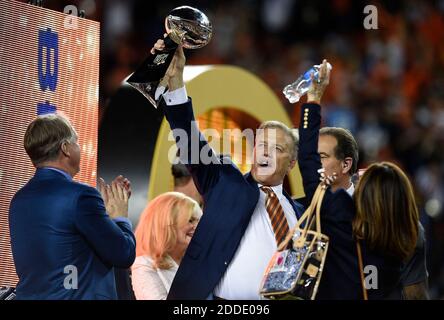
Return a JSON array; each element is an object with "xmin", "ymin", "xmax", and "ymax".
[{"xmin": 9, "ymin": 114, "xmax": 136, "ymax": 299}]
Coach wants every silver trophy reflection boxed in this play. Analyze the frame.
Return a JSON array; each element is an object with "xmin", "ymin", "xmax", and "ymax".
[{"xmin": 127, "ymin": 6, "xmax": 212, "ymax": 108}]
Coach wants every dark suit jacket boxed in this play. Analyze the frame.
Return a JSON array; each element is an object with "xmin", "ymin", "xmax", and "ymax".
[
  {"xmin": 164, "ymin": 99, "xmax": 304, "ymax": 299},
  {"xmin": 9, "ymin": 168, "xmax": 136, "ymax": 300},
  {"xmin": 298, "ymin": 103, "xmax": 406, "ymax": 299}
]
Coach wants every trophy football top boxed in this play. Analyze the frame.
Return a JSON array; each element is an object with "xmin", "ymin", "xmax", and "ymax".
[{"xmin": 165, "ymin": 6, "xmax": 212, "ymax": 49}]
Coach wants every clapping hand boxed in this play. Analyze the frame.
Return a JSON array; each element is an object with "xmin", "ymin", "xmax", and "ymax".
[{"xmin": 98, "ymin": 175, "xmax": 131, "ymax": 219}]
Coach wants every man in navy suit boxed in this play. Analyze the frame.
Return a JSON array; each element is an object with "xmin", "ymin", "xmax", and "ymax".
[
  {"xmin": 299, "ymin": 60, "xmax": 429, "ymax": 299},
  {"xmin": 150, "ymin": 40, "xmax": 304, "ymax": 300},
  {"xmin": 9, "ymin": 114, "xmax": 136, "ymax": 299}
]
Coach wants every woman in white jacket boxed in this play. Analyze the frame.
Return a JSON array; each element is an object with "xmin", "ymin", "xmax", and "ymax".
[{"xmin": 131, "ymin": 192, "xmax": 202, "ymax": 300}]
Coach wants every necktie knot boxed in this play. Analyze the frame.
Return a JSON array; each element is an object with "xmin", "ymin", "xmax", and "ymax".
[{"xmin": 260, "ymin": 186, "xmax": 276, "ymax": 198}]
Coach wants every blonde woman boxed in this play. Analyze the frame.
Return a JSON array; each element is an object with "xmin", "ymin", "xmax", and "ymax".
[{"xmin": 131, "ymin": 192, "xmax": 202, "ymax": 300}]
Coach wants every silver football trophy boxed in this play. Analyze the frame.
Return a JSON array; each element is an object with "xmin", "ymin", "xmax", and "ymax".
[{"xmin": 127, "ymin": 6, "xmax": 212, "ymax": 108}]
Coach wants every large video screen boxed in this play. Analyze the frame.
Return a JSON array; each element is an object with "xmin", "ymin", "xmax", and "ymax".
[{"xmin": 0, "ymin": 0, "xmax": 100, "ymax": 287}]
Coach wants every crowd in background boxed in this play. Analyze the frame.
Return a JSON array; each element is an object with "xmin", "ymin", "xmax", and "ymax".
[{"xmin": 40, "ymin": 0, "xmax": 444, "ymax": 298}]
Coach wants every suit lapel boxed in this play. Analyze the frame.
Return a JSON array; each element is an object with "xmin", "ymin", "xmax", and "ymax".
[
  {"xmin": 283, "ymin": 190, "xmax": 303, "ymax": 219},
  {"xmin": 244, "ymin": 172, "xmax": 257, "ymax": 187},
  {"xmin": 244, "ymin": 172, "xmax": 260, "ymax": 212}
]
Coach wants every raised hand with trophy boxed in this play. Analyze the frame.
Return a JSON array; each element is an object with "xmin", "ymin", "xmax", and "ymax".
[{"xmin": 127, "ymin": 6, "xmax": 212, "ymax": 108}]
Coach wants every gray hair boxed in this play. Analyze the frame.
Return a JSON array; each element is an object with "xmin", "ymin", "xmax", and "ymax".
[{"xmin": 24, "ymin": 113, "xmax": 77, "ymax": 166}]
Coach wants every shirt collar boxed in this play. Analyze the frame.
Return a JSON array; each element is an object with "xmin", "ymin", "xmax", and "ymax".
[
  {"xmin": 43, "ymin": 167, "xmax": 72, "ymax": 181},
  {"xmin": 346, "ymin": 183, "xmax": 355, "ymax": 196},
  {"xmin": 258, "ymin": 183, "xmax": 284, "ymax": 201},
  {"xmin": 166, "ymin": 255, "xmax": 179, "ymax": 269}
]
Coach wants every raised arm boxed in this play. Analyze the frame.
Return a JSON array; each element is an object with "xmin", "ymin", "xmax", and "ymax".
[
  {"xmin": 155, "ymin": 40, "xmax": 222, "ymax": 195},
  {"xmin": 297, "ymin": 59, "xmax": 331, "ymax": 205}
]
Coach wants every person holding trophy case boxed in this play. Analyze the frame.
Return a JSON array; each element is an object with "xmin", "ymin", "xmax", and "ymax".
[{"xmin": 141, "ymin": 24, "xmax": 306, "ymax": 299}]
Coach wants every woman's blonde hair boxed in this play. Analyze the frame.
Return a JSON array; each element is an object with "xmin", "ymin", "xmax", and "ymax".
[
  {"xmin": 353, "ymin": 162, "xmax": 419, "ymax": 261},
  {"xmin": 135, "ymin": 192, "xmax": 201, "ymax": 269}
]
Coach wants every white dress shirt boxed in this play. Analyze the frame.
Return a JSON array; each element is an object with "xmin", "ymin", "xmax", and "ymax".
[
  {"xmin": 214, "ymin": 184, "xmax": 297, "ymax": 300},
  {"xmin": 162, "ymin": 86, "xmax": 188, "ymax": 105},
  {"xmin": 131, "ymin": 255, "xmax": 178, "ymax": 300}
]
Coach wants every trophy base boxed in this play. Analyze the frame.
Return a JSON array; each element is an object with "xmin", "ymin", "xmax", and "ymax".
[
  {"xmin": 127, "ymin": 80, "xmax": 163, "ymax": 108},
  {"xmin": 126, "ymin": 36, "xmax": 178, "ymax": 108}
]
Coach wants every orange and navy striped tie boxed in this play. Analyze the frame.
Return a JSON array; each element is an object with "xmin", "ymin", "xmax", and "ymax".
[{"xmin": 260, "ymin": 186, "xmax": 290, "ymax": 245}]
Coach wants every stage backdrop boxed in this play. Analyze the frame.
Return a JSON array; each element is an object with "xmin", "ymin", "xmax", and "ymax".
[{"xmin": 0, "ymin": 0, "xmax": 100, "ymax": 287}]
